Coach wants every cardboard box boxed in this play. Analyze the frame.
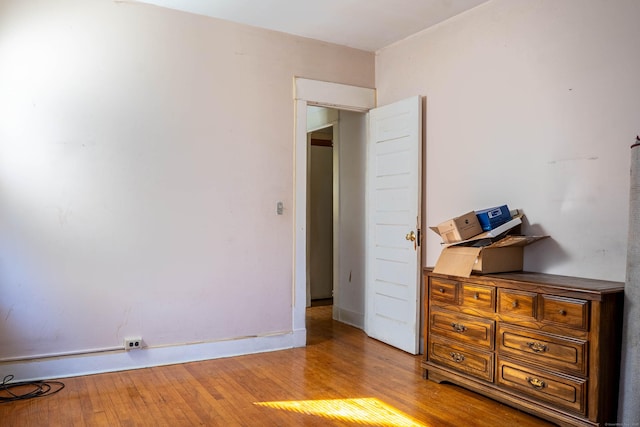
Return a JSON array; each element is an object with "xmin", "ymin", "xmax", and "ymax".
[
  {"xmin": 475, "ymin": 205, "xmax": 511, "ymax": 231},
  {"xmin": 433, "ymin": 235, "xmax": 548, "ymax": 278},
  {"xmin": 451, "ymin": 215, "xmax": 522, "ymax": 244},
  {"xmin": 430, "ymin": 211, "xmax": 483, "ymax": 244}
]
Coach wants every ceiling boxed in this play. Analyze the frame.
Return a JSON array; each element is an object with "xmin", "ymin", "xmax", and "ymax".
[{"xmin": 132, "ymin": 0, "xmax": 490, "ymax": 52}]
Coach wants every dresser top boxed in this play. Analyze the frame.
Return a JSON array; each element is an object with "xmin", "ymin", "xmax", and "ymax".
[{"xmin": 425, "ymin": 268, "xmax": 624, "ymax": 297}]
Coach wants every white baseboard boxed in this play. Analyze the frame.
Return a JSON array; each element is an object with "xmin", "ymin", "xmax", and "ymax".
[
  {"xmin": 292, "ymin": 327, "xmax": 307, "ymax": 348},
  {"xmin": 336, "ymin": 307, "xmax": 364, "ymax": 329},
  {"xmin": 0, "ymin": 330, "xmax": 306, "ymax": 382}
]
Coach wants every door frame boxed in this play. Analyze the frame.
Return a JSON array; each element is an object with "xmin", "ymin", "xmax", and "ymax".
[{"xmin": 292, "ymin": 78, "xmax": 376, "ymax": 346}]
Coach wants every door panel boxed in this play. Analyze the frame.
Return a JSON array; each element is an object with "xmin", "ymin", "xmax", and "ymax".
[{"xmin": 365, "ymin": 96, "xmax": 422, "ymax": 354}]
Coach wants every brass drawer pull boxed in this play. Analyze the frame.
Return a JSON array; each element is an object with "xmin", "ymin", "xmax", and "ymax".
[
  {"xmin": 527, "ymin": 342, "xmax": 549, "ymax": 353},
  {"xmin": 439, "ymin": 288, "xmax": 445, "ymax": 293},
  {"xmin": 451, "ymin": 322, "xmax": 467, "ymax": 333},
  {"xmin": 473, "ymin": 292, "xmax": 480, "ymax": 300},
  {"xmin": 512, "ymin": 301, "xmax": 518, "ymax": 308},
  {"xmin": 558, "ymin": 309, "xmax": 567, "ymax": 315},
  {"xmin": 449, "ymin": 352, "xmax": 465, "ymax": 363},
  {"xmin": 526, "ymin": 376, "xmax": 546, "ymax": 390}
]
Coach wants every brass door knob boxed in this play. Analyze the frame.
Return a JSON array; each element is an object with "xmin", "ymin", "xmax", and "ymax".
[{"xmin": 405, "ymin": 231, "xmax": 416, "ymax": 241}]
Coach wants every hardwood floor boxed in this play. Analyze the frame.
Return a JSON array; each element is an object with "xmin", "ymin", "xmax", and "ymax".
[{"xmin": 0, "ymin": 306, "xmax": 553, "ymax": 426}]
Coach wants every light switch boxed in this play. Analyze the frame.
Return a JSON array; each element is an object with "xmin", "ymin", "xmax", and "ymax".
[{"xmin": 276, "ymin": 201, "xmax": 284, "ymax": 215}]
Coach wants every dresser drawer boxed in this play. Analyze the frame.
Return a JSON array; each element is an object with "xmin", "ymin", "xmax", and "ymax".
[
  {"xmin": 429, "ymin": 336, "xmax": 494, "ymax": 382},
  {"xmin": 430, "ymin": 278, "xmax": 458, "ymax": 304},
  {"xmin": 540, "ymin": 295, "xmax": 589, "ymax": 330},
  {"xmin": 497, "ymin": 289, "xmax": 537, "ymax": 320},
  {"xmin": 430, "ymin": 308, "xmax": 495, "ymax": 350},
  {"xmin": 497, "ymin": 324, "xmax": 587, "ymax": 375},
  {"xmin": 497, "ymin": 358, "xmax": 586, "ymax": 415},
  {"xmin": 461, "ymin": 283, "xmax": 495, "ymax": 312},
  {"xmin": 424, "ymin": 271, "xmax": 624, "ymax": 427}
]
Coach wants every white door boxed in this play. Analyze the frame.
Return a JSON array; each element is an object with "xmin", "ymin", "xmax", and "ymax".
[{"xmin": 365, "ymin": 96, "xmax": 422, "ymax": 354}]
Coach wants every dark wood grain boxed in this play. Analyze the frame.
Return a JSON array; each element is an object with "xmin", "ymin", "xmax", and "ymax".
[{"xmin": 423, "ymin": 269, "xmax": 624, "ymax": 427}]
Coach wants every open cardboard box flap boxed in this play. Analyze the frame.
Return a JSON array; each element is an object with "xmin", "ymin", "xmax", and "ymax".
[
  {"xmin": 433, "ymin": 246, "xmax": 483, "ymax": 277},
  {"xmin": 483, "ymin": 235, "xmax": 548, "ymax": 248}
]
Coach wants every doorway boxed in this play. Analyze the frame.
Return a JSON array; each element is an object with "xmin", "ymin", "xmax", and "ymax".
[
  {"xmin": 308, "ymin": 126, "xmax": 334, "ymax": 306},
  {"xmin": 304, "ymin": 105, "xmax": 368, "ymax": 327},
  {"xmin": 292, "ymin": 78, "xmax": 376, "ymax": 347},
  {"xmin": 294, "ymin": 79, "xmax": 423, "ymax": 355}
]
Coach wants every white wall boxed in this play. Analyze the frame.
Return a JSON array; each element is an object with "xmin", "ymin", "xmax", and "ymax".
[
  {"xmin": 307, "ymin": 106, "xmax": 339, "ymax": 132},
  {"xmin": 0, "ymin": 0, "xmax": 373, "ymax": 378},
  {"xmin": 336, "ymin": 110, "xmax": 367, "ymax": 327},
  {"xmin": 376, "ymin": 0, "xmax": 640, "ymax": 282}
]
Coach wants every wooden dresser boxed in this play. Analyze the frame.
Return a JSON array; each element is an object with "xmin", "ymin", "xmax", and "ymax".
[{"xmin": 422, "ymin": 269, "xmax": 624, "ymax": 427}]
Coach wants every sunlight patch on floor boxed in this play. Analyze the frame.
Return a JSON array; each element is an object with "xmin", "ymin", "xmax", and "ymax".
[{"xmin": 254, "ymin": 397, "xmax": 427, "ymax": 426}]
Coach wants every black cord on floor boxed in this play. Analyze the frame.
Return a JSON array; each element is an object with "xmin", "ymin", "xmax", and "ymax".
[{"xmin": 0, "ymin": 375, "xmax": 65, "ymax": 403}]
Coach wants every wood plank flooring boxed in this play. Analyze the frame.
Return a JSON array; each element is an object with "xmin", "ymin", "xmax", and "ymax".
[{"xmin": 0, "ymin": 306, "xmax": 553, "ymax": 426}]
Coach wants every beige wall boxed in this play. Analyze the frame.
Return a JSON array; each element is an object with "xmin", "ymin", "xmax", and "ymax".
[
  {"xmin": 0, "ymin": 0, "xmax": 373, "ymax": 376},
  {"xmin": 376, "ymin": 0, "xmax": 640, "ymax": 281}
]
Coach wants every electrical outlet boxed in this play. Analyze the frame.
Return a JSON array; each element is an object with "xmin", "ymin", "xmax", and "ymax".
[{"xmin": 124, "ymin": 337, "xmax": 142, "ymax": 350}]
